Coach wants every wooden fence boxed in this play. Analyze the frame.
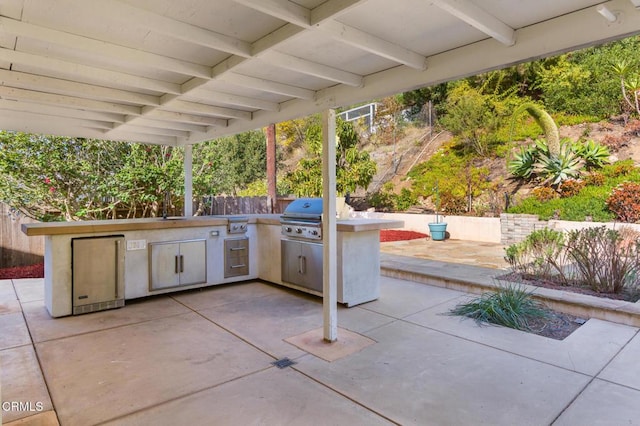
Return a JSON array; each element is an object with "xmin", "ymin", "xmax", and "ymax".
[
  {"xmin": 200, "ymin": 196, "xmax": 294, "ymax": 215},
  {"xmin": 0, "ymin": 203, "xmax": 44, "ymax": 268}
]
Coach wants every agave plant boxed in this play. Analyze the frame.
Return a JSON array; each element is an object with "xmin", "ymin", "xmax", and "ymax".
[
  {"xmin": 574, "ymin": 140, "xmax": 610, "ymax": 169},
  {"xmin": 508, "ymin": 145, "xmax": 537, "ymax": 178},
  {"xmin": 510, "ymin": 103, "xmax": 560, "ymax": 156},
  {"xmin": 534, "ymin": 143, "xmax": 585, "ymax": 186}
]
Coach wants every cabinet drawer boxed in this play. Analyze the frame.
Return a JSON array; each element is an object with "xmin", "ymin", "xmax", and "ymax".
[{"xmin": 224, "ymin": 238, "xmax": 249, "ymax": 278}]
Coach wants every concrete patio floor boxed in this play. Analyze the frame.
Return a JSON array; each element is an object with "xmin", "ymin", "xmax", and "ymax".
[{"xmin": 2, "ymin": 260, "xmax": 640, "ymax": 425}]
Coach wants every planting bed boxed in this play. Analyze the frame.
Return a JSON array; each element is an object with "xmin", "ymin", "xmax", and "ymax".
[
  {"xmin": 0, "ymin": 263, "xmax": 44, "ymax": 279},
  {"xmin": 380, "ymin": 229, "xmax": 429, "ymax": 242}
]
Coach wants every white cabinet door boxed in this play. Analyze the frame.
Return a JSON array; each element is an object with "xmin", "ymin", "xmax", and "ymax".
[
  {"xmin": 149, "ymin": 242, "xmax": 181, "ymax": 290},
  {"xmin": 179, "ymin": 240, "xmax": 206, "ymax": 286}
]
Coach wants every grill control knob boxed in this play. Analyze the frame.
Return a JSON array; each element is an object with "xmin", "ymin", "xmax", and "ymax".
[
  {"xmin": 285, "ymin": 227, "xmax": 292, "ymax": 232},
  {"xmin": 295, "ymin": 228, "xmax": 302, "ymax": 234}
]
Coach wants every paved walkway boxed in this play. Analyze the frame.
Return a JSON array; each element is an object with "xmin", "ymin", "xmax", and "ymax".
[
  {"xmin": 380, "ymin": 238, "xmax": 509, "ymax": 269},
  {"xmin": 2, "ymin": 270, "xmax": 640, "ymax": 425}
]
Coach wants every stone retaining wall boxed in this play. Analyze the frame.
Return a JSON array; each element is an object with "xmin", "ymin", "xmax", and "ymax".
[{"xmin": 499, "ymin": 213, "xmax": 549, "ymax": 245}]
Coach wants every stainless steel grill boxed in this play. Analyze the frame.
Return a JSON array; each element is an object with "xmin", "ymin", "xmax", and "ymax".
[
  {"xmin": 280, "ymin": 198, "xmax": 323, "ymax": 293},
  {"xmin": 279, "ymin": 198, "xmax": 323, "ymax": 241}
]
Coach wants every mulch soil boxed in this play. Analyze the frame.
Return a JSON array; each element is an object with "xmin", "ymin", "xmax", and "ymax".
[
  {"xmin": 498, "ymin": 272, "xmax": 633, "ymax": 301},
  {"xmin": 0, "ymin": 263, "xmax": 44, "ymax": 279},
  {"xmin": 527, "ymin": 310, "xmax": 584, "ymax": 340},
  {"xmin": 380, "ymin": 229, "xmax": 429, "ymax": 242}
]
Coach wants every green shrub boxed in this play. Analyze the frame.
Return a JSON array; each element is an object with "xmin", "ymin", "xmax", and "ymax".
[
  {"xmin": 531, "ymin": 186, "xmax": 559, "ymax": 202},
  {"xmin": 584, "ymin": 172, "xmax": 605, "ymax": 186},
  {"xmin": 558, "ymin": 179, "xmax": 585, "ymax": 198},
  {"xmin": 606, "ymin": 182, "xmax": 640, "ymax": 223},
  {"xmin": 565, "ymin": 226, "xmax": 640, "ymax": 294},
  {"xmin": 604, "ymin": 160, "xmax": 636, "ymax": 178},
  {"xmin": 448, "ymin": 284, "xmax": 548, "ymax": 331},
  {"xmin": 508, "ymin": 160, "xmax": 640, "ymax": 221},
  {"xmin": 504, "ymin": 228, "xmax": 566, "ymax": 280},
  {"xmin": 394, "ymin": 188, "xmax": 417, "ymax": 211},
  {"xmin": 367, "ymin": 189, "xmax": 395, "ymax": 212},
  {"xmin": 508, "ymin": 192, "xmax": 614, "ymax": 222}
]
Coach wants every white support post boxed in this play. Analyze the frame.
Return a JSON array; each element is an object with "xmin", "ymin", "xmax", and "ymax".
[
  {"xmin": 184, "ymin": 144, "xmax": 193, "ymax": 217},
  {"xmin": 322, "ymin": 109, "xmax": 338, "ymax": 342}
]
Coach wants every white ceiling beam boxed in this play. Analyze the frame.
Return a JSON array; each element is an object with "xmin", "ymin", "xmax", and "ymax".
[
  {"xmin": 126, "ymin": 117, "xmax": 208, "ymax": 133},
  {"xmin": 2, "ymin": 48, "xmax": 181, "ymax": 94},
  {"xmin": 0, "ymin": 115, "xmax": 115, "ymax": 139},
  {"xmin": 0, "ymin": 108, "xmax": 113, "ymax": 130},
  {"xmin": 251, "ymin": 23, "xmax": 307, "ymax": 56},
  {"xmin": 0, "ymin": 99, "xmax": 125, "ymax": 123},
  {"xmin": 189, "ymin": 87, "xmax": 280, "ymax": 111},
  {"xmin": 0, "ymin": 86, "xmax": 142, "ymax": 115},
  {"xmin": 432, "ymin": 0, "xmax": 516, "ymax": 46},
  {"xmin": 104, "ymin": 128, "xmax": 178, "ymax": 145},
  {"xmin": 142, "ymin": 108, "xmax": 228, "ymax": 127},
  {"xmin": 319, "ymin": 21, "xmax": 427, "ymax": 70},
  {"xmin": 262, "ymin": 51, "xmax": 363, "ymax": 87},
  {"xmin": 119, "ymin": 124, "xmax": 190, "ymax": 139},
  {"xmin": 0, "ymin": 17, "xmax": 212, "ymax": 78},
  {"xmin": 95, "ymin": 0, "xmax": 252, "ymax": 58},
  {"xmin": 310, "ymin": 0, "xmax": 370, "ymax": 25},
  {"xmin": 0, "ymin": 69, "xmax": 160, "ymax": 106},
  {"xmin": 232, "ymin": 0, "xmax": 310, "ymax": 27},
  {"xmin": 161, "ymin": 99, "xmax": 253, "ymax": 120},
  {"xmin": 236, "ymin": 0, "xmax": 425, "ymax": 69},
  {"xmin": 220, "ymin": 73, "xmax": 316, "ymax": 100}
]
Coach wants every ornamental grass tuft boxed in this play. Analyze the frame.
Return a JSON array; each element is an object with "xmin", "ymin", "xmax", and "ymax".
[{"xmin": 449, "ymin": 284, "xmax": 548, "ymax": 331}]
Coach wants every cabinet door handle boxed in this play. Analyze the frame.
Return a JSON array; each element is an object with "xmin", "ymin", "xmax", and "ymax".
[
  {"xmin": 231, "ymin": 264, "xmax": 246, "ymax": 269},
  {"xmin": 174, "ymin": 255, "xmax": 179, "ymax": 274},
  {"xmin": 180, "ymin": 255, "xmax": 184, "ymax": 273},
  {"xmin": 230, "ymin": 247, "xmax": 246, "ymax": 251},
  {"xmin": 115, "ymin": 239, "xmax": 121, "ymax": 298},
  {"xmin": 300, "ymin": 255, "xmax": 306, "ymax": 275}
]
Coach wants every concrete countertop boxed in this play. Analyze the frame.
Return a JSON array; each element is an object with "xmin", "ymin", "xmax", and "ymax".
[
  {"xmin": 22, "ymin": 214, "xmax": 403, "ymax": 236},
  {"xmin": 22, "ymin": 216, "xmax": 234, "ymax": 236},
  {"xmin": 254, "ymin": 215, "xmax": 403, "ymax": 231}
]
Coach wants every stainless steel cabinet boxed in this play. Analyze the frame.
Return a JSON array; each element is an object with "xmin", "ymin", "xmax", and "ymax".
[
  {"xmin": 281, "ymin": 239, "xmax": 323, "ymax": 292},
  {"xmin": 71, "ymin": 235, "xmax": 125, "ymax": 315},
  {"xmin": 149, "ymin": 239, "xmax": 206, "ymax": 290},
  {"xmin": 224, "ymin": 237, "xmax": 249, "ymax": 278}
]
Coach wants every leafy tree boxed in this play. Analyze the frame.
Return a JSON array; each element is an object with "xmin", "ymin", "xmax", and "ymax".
[
  {"xmin": 439, "ymin": 81, "xmax": 511, "ymax": 157},
  {"xmin": 399, "ymin": 83, "xmax": 450, "ymax": 120},
  {"xmin": 0, "ymin": 129, "xmax": 268, "ymax": 221},
  {"xmin": 114, "ymin": 143, "xmax": 184, "ymax": 218},
  {"xmin": 0, "ymin": 132, "xmax": 185, "ymax": 220},
  {"xmin": 538, "ymin": 36, "xmax": 640, "ymax": 117},
  {"xmin": 284, "ymin": 119, "xmax": 377, "ymax": 197},
  {"xmin": 610, "ymin": 59, "xmax": 640, "ymax": 117},
  {"xmin": 192, "ymin": 130, "xmax": 267, "ymax": 196}
]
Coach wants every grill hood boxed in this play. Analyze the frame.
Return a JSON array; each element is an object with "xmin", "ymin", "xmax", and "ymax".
[{"xmin": 281, "ymin": 198, "xmax": 323, "ymax": 221}]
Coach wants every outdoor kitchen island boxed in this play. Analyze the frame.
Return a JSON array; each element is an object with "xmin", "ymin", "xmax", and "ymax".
[{"xmin": 22, "ymin": 215, "xmax": 403, "ymax": 317}]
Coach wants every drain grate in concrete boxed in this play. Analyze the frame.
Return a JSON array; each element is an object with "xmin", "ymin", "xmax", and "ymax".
[{"xmin": 271, "ymin": 357, "xmax": 296, "ymax": 369}]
